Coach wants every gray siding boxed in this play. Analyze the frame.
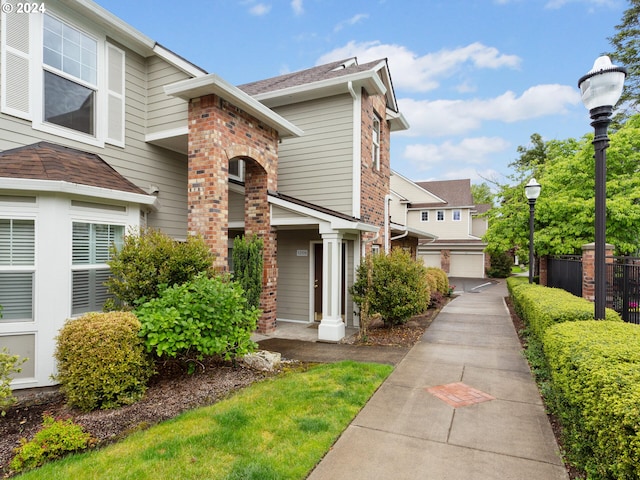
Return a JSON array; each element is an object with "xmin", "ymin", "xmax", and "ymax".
[
  {"xmin": 274, "ymin": 94, "xmax": 354, "ymax": 215},
  {"xmin": 277, "ymin": 230, "xmax": 319, "ymax": 321},
  {"xmin": 0, "ymin": 39, "xmax": 188, "ymax": 238},
  {"xmin": 146, "ymin": 56, "xmax": 190, "ymax": 136}
]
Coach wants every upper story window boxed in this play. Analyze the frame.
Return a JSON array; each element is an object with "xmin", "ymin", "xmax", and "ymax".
[
  {"xmin": 1, "ymin": 8, "xmax": 125, "ymax": 147},
  {"xmin": 436, "ymin": 210, "xmax": 445, "ymax": 222},
  {"xmin": 452, "ymin": 209, "xmax": 461, "ymax": 221},
  {"xmin": 372, "ymin": 114, "xmax": 381, "ymax": 170},
  {"xmin": 420, "ymin": 211, "xmax": 429, "ymax": 222},
  {"xmin": 43, "ymin": 14, "xmax": 97, "ymax": 136}
]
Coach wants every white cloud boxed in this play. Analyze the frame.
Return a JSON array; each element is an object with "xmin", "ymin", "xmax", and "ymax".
[
  {"xmin": 397, "ymin": 84, "xmax": 581, "ymax": 137},
  {"xmin": 317, "ymin": 41, "xmax": 521, "ymax": 93},
  {"xmin": 404, "ymin": 137, "xmax": 511, "ymax": 165},
  {"xmin": 334, "ymin": 14, "xmax": 369, "ymax": 32},
  {"xmin": 291, "ymin": 0, "xmax": 303, "ymax": 15},
  {"xmin": 249, "ymin": 3, "xmax": 271, "ymax": 15}
]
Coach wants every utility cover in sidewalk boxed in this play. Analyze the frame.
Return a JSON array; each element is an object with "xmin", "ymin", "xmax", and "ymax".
[{"xmin": 426, "ymin": 382, "xmax": 495, "ymax": 408}]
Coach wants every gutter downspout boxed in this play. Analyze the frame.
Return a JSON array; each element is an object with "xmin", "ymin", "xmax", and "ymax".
[{"xmin": 384, "ymin": 194, "xmax": 392, "ymax": 254}]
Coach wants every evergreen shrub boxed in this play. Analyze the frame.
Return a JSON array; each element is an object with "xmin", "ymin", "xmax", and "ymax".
[
  {"xmin": 232, "ymin": 235, "xmax": 264, "ymax": 309},
  {"xmin": 351, "ymin": 249, "xmax": 430, "ymax": 326},
  {"xmin": 54, "ymin": 312, "xmax": 154, "ymax": 411},
  {"xmin": 106, "ymin": 228, "xmax": 213, "ymax": 308}
]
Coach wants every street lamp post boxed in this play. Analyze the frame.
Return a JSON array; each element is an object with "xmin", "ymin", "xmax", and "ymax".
[
  {"xmin": 524, "ymin": 178, "xmax": 541, "ymax": 284},
  {"xmin": 578, "ymin": 56, "xmax": 626, "ymax": 319}
]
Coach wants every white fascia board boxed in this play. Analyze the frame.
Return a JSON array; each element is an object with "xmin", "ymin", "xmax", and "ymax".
[
  {"xmin": 0, "ymin": 178, "xmax": 158, "ymax": 206},
  {"xmin": 387, "ymin": 108, "xmax": 410, "ymax": 132},
  {"xmin": 62, "ymin": 0, "xmax": 155, "ymax": 53},
  {"xmin": 252, "ymin": 70, "xmax": 387, "ymax": 107},
  {"xmin": 152, "ymin": 44, "xmax": 207, "ymax": 77},
  {"xmin": 164, "ymin": 74, "xmax": 304, "ymax": 138},
  {"xmin": 268, "ymin": 195, "xmax": 378, "ymax": 233},
  {"xmin": 390, "ymin": 222, "xmax": 437, "ymax": 240}
]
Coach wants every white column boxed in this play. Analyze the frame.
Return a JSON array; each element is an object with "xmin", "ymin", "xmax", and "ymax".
[{"xmin": 318, "ymin": 232, "xmax": 345, "ymax": 341}]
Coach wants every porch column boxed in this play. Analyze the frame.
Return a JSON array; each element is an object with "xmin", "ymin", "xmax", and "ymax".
[{"xmin": 318, "ymin": 232, "xmax": 345, "ymax": 342}]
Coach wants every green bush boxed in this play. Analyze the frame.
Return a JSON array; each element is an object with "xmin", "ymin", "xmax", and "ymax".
[
  {"xmin": 509, "ymin": 282, "xmax": 620, "ymax": 342},
  {"xmin": 351, "ymin": 249, "xmax": 430, "ymax": 326},
  {"xmin": 486, "ymin": 250, "xmax": 513, "ymax": 278},
  {"xmin": 106, "ymin": 228, "xmax": 214, "ymax": 307},
  {"xmin": 232, "ymin": 235, "xmax": 264, "ymax": 310},
  {"xmin": 54, "ymin": 312, "xmax": 154, "ymax": 411},
  {"xmin": 136, "ymin": 273, "xmax": 259, "ymax": 361},
  {"xmin": 544, "ymin": 321, "xmax": 640, "ymax": 479},
  {"xmin": 10, "ymin": 415, "xmax": 93, "ymax": 473},
  {"xmin": 1, "ymin": 347, "xmax": 26, "ymax": 416},
  {"xmin": 426, "ymin": 267, "xmax": 449, "ymax": 294}
]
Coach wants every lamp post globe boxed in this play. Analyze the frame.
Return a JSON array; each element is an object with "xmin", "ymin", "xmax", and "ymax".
[
  {"xmin": 524, "ymin": 178, "xmax": 541, "ymax": 284},
  {"xmin": 578, "ymin": 56, "xmax": 626, "ymax": 319}
]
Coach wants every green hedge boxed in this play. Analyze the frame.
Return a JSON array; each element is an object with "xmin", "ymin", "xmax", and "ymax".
[
  {"xmin": 544, "ymin": 321, "xmax": 640, "ymax": 479},
  {"xmin": 507, "ymin": 279, "xmax": 620, "ymax": 341}
]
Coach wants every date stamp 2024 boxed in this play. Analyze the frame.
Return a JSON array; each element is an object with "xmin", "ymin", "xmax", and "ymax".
[{"xmin": 1, "ymin": 2, "xmax": 46, "ymax": 14}]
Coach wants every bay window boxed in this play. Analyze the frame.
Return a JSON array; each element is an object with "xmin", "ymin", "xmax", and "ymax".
[{"xmin": 0, "ymin": 219, "xmax": 35, "ymax": 322}]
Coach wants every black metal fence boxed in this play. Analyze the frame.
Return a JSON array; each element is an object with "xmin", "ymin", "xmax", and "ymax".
[
  {"xmin": 609, "ymin": 257, "xmax": 640, "ymax": 325},
  {"xmin": 547, "ymin": 256, "xmax": 583, "ymax": 298},
  {"xmin": 547, "ymin": 255, "xmax": 640, "ymax": 324}
]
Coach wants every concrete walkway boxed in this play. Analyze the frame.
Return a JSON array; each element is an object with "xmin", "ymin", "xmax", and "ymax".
[{"xmin": 307, "ymin": 280, "xmax": 569, "ymax": 480}]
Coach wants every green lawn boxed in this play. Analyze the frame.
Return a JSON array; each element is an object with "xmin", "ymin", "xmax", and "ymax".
[{"xmin": 15, "ymin": 361, "xmax": 392, "ymax": 480}]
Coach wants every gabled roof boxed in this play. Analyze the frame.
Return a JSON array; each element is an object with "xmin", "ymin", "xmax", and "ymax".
[
  {"xmin": 0, "ymin": 142, "xmax": 150, "ymax": 197},
  {"xmin": 414, "ymin": 179, "xmax": 474, "ymax": 208},
  {"xmin": 238, "ymin": 57, "xmax": 409, "ymax": 132}
]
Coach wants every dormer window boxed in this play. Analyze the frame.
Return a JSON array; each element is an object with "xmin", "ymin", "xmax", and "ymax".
[{"xmin": 372, "ymin": 114, "xmax": 381, "ymax": 170}]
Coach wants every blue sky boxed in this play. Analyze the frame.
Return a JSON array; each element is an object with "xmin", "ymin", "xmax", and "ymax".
[{"xmin": 96, "ymin": 0, "xmax": 627, "ymax": 184}]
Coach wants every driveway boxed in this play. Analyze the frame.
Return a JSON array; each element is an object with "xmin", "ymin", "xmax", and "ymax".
[{"xmin": 448, "ymin": 277, "xmax": 498, "ymax": 294}]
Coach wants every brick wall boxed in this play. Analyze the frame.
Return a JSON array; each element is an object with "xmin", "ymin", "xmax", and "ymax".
[
  {"xmin": 360, "ymin": 89, "xmax": 390, "ymax": 253},
  {"xmin": 188, "ymin": 94, "xmax": 279, "ymax": 333}
]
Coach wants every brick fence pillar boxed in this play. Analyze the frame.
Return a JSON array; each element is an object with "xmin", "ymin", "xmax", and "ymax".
[
  {"xmin": 539, "ymin": 255, "xmax": 548, "ymax": 286},
  {"xmin": 441, "ymin": 249, "xmax": 450, "ymax": 273},
  {"xmin": 582, "ymin": 242, "xmax": 615, "ymax": 303}
]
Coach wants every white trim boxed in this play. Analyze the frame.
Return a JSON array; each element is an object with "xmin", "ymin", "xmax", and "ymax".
[
  {"xmin": 0, "ymin": 178, "xmax": 157, "ymax": 206},
  {"xmin": 152, "ymin": 44, "xmax": 207, "ymax": 77},
  {"xmin": 350, "ymin": 82, "xmax": 362, "ymax": 218},
  {"xmin": 164, "ymin": 73, "xmax": 303, "ymax": 138}
]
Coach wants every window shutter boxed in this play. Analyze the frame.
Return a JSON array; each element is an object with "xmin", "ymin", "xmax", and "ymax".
[
  {"xmin": 1, "ymin": 2, "xmax": 31, "ymax": 119},
  {"xmin": 0, "ymin": 219, "xmax": 35, "ymax": 265},
  {"xmin": 0, "ymin": 272, "xmax": 34, "ymax": 321},
  {"xmin": 106, "ymin": 43, "xmax": 125, "ymax": 147}
]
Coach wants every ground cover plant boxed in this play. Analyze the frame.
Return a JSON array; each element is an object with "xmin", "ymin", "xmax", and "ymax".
[{"xmin": 10, "ymin": 361, "xmax": 392, "ymax": 480}]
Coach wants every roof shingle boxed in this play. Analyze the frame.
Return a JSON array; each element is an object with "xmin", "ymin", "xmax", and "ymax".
[{"xmin": 0, "ymin": 142, "xmax": 146, "ymax": 195}]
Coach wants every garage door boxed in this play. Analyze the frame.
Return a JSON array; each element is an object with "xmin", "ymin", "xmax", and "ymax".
[
  {"xmin": 419, "ymin": 252, "xmax": 441, "ymax": 269},
  {"xmin": 450, "ymin": 252, "xmax": 484, "ymax": 278}
]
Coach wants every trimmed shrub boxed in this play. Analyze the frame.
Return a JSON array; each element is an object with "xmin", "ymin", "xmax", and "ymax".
[
  {"xmin": 9, "ymin": 415, "xmax": 93, "ymax": 473},
  {"xmin": 106, "ymin": 228, "xmax": 214, "ymax": 308},
  {"xmin": 232, "ymin": 235, "xmax": 264, "ymax": 310},
  {"xmin": 509, "ymin": 282, "xmax": 620, "ymax": 342},
  {"xmin": 544, "ymin": 321, "xmax": 640, "ymax": 479},
  {"xmin": 1, "ymin": 347, "xmax": 26, "ymax": 416},
  {"xmin": 10, "ymin": 415, "xmax": 93, "ymax": 473},
  {"xmin": 351, "ymin": 249, "xmax": 430, "ymax": 326},
  {"xmin": 136, "ymin": 273, "xmax": 259, "ymax": 361},
  {"xmin": 54, "ymin": 312, "xmax": 154, "ymax": 411},
  {"xmin": 487, "ymin": 250, "xmax": 513, "ymax": 278},
  {"xmin": 426, "ymin": 267, "xmax": 449, "ymax": 295}
]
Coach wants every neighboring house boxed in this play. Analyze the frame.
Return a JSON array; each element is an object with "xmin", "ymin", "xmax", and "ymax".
[
  {"xmin": 390, "ymin": 171, "xmax": 490, "ymax": 278},
  {"xmin": 0, "ymin": 0, "xmax": 420, "ymax": 389}
]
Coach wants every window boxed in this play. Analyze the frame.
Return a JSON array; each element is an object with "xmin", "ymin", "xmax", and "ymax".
[
  {"xmin": 43, "ymin": 14, "xmax": 97, "ymax": 136},
  {"xmin": 436, "ymin": 210, "xmax": 445, "ymax": 222},
  {"xmin": 421, "ymin": 211, "xmax": 429, "ymax": 222},
  {"xmin": 452, "ymin": 209, "xmax": 461, "ymax": 221},
  {"xmin": 372, "ymin": 115, "xmax": 381, "ymax": 170},
  {"xmin": 71, "ymin": 222, "xmax": 123, "ymax": 315},
  {"xmin": 0, "ymin": 219, "xmax": 35, "ymax": 322},
  {"xmin": 229, "ymin": 159, "xmax": 245, "ymax": 181},
  {"xmin": 1, "ymin": 11, "xmax": 125, "ymax": 146}
]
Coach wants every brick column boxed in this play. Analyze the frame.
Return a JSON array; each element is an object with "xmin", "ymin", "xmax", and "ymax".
[
  {"xmin": 582, "ymin": 242, "xmax": 615, "ymax": 303},
  {"xmin": 539, "ymin": 255, "xmax": 548, "ymax": 286},
  {"xmin": 441, "ymin": 249, "xmax": 451, "ymax": 273}
]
